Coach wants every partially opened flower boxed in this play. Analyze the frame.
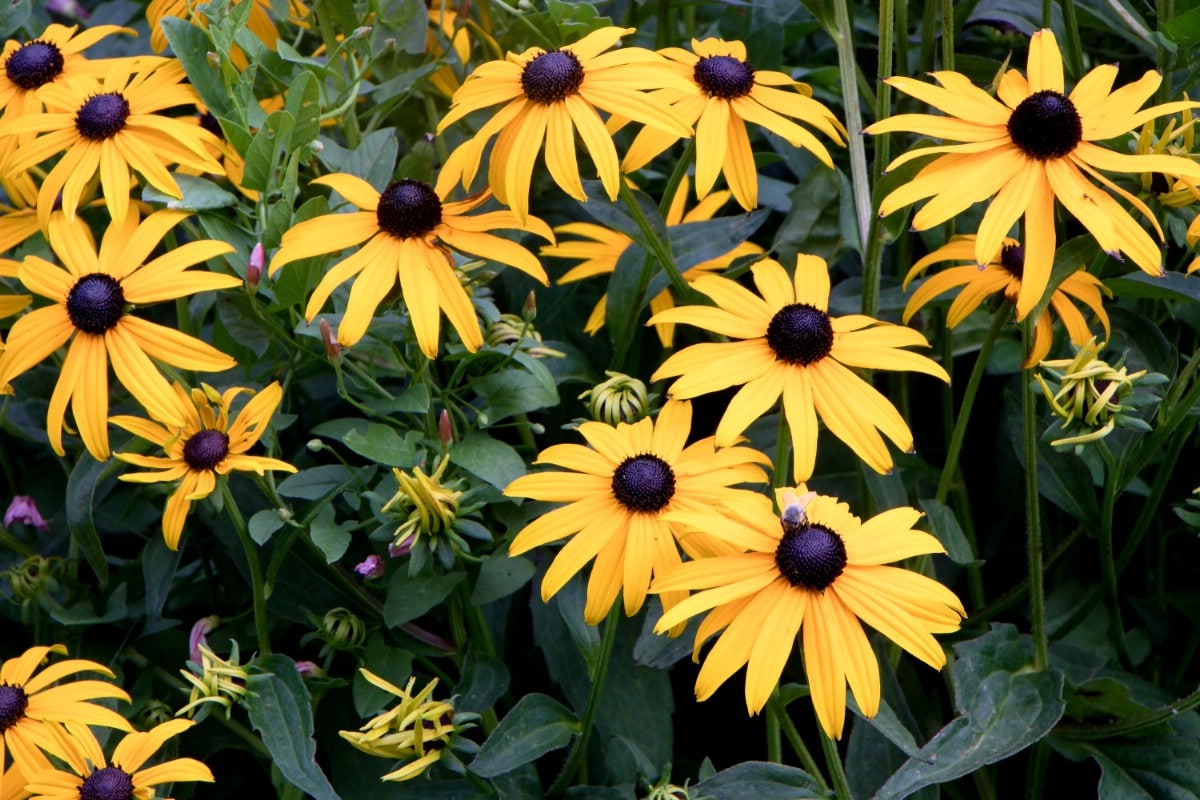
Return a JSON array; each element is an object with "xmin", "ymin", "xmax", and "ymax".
[
  {"xmin": 111, "ymin": 381, "xmax": 295, "ymax": 550},
  {"xmin": 0, "ymin": 210, "xmax": 239, "ymax": 460},
  {"xmin": 269, "ymin": 173, "xmax": 551, "ymax": 355},
  {"xmin": 0, "ymin": 59, "xmax": 224, "ymax": 227},
  {"xmin": 505, "ymin": 400, "xmax": 770, "ymax": 627},
  {"xmin": 618, "ymin": 38, "xmax": 846, "ymax": 210},
  {"xmin": 653, "ymin": 489, "xmax": 965, "ymax": 739},
  {"xmin": 651, "ymin": 255, "xmax": 949, "ymax": 481},
  {"xmin": 435, "ymin": 26, "xmax": 693, "ymax": 221},
  {"xmin": 0, "ymin": 645, "xmax": 131, "ymax": 782},
  {"xmin": 542, "ymin": 176, "xmax": 764, "ymax": 346},
  {"xmin": 903, "ymin": 236, "xmax": 1111, "ymax": 366},
  {"xmin": 24, "ymin": 719, "xmax": 213, "ymax": 800},
  {"xmin": 868, "ymin": 29, "xmax": 1200, "ymax": 319}
]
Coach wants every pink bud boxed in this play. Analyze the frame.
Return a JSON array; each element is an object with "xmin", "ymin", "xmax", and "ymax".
[
  {"xmin": 4, "ymin": 496, "xmax": 49, "ymax": 531},
  {"xmin": 353, "ymin": 555, "xmax": 385, "ymax": 579},
  {"xmin": 319, "ymin": 318, "xmax": 343, "ymax": 360},
  {"xmin": 295, "ymin": 660, "xmax": 322, "ymax": 677},
  {"xmin": 438, "ymin": 409, "xmax": 453, "ymax": 447},
  {"xmin": 389, "ymin": 534, "xmax": 416, "ymax": 558},
  {"xmin": 46, "ymin": 0, "xmax": 90, "ymax": 19},
  {"xmin": 247, "ymin": 243, "xmax": 264, "ymax": 289},
  {"xmin": 189, "ymin": 615, "xmax": 220, "ymax": 664}
]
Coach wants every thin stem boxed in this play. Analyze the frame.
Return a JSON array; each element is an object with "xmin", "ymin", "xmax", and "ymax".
[
  {"xmin": 548, "ymin": 601, "xmax": 621, "ymax": 797},
  {"xmin": 766, "ymin": 699, "xmax": 783, "ymax": 763},
  {"xmin": 1041, "ymin": 0, "xmax": 1053, "ymax": 27},
  {"xmin": 939, "ymin": 0, "xmax": 955, "ymax": 73},
  {"xmin": 873, "ymin": 0, "xmax": 894, "ymax": 182},
  {"xmin": 819, "ymin": 730, "xmax": 853, "ymax": 800},
  {"xmin": 830, "ymin": 0, "xmax": 872, "ymax": 254},
  {"xmin": 1026, "ymin": 741, "xmax": 1050, "ymax": 800},
  {"xmin": 617, "ymin": 181, "xmax": 689, "ymax": 298},
  {"xmin": 936, "ymin": 309, "xmax": 1008, "ymax": 504},
  {"xmin": 1022, "ymin": 319, "xmax": 1047, "ymax": 670},
  {"xmin": 1060, "ymin": 0, "xmax": 1084, "ymax": 76},
  {"xmin": 1097, "ymin": 444, "xmax": 1130, "ymax": 665},
  {"xmin": 774, "ymin": 411, "xmax": 792, "ymax": 488},
  {"xmin": 769, "ymin": 693, "xmax": 829, "ymax": 791},
  {"xmin": 221, "ymin": 480, "xmax": 272, "ymax": 656},
  {"xmin": 1056, "ymin": 681, "xmax": 1200, "ymax": 740}
]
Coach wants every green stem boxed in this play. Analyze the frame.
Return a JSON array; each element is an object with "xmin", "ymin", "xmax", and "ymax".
[
  {"xmin": 1056, "ymin": 681, "xmax": 1200, "ymax": 740},
  {"xmin": 766, "ymin": 699, "xmax": 783, "ymax": 764},
  {"xmin": 1022, "ymin": 319, "xmax": 1047, "ymax": 670},
  {"xmin": 1041, "ymin": 0, "xmax": 1053, "ymax": 27},
  {"xmin": 774, "ymin": 411, "xmax": 792, "ymax": 488},
  {"xmin": 1026, "ymin": 741, "xmax": 1050, "ymax": 800},
  {"xmin": 829, "ymin": 0, "xmax": 872, "ymax": 254},
  {"xmin": 1096, "ymin": 445, "xmax": 1130, "ymax": 665},
  {"xmin": 769, "ymin": 693, "xmax": 829, "ymax": 791},
  {"xmin": 221, "ymin": 480, "xmax": 272, "ymax": 656},
  {"xmin": 873, "ymin": 0, "xmax": 894, "ymax": 182},
  {"xmin": 547, "ymin": 602, "xmax": 621, "ymax": 797},
  {"xmin": 895, "ymin": 0, "xmax": 910, "ymax": 79},
  {"xmin": 940, "ymin": 0, "xmax": 955, "ymax": 72},
  {"xmin": 936, "ymin": 308, "xmax": 1008, "ymax": 504},
  {"xmin": 1060, "ymin": 0, "xmax": 1084, "ymax": 76},
  {"xmin": 819, "ymin": 730, "xmax": 854, "ymax": 800},
  {"xmin": 617, "ymin": 181, "xmax": 689, "ymax": 298}
]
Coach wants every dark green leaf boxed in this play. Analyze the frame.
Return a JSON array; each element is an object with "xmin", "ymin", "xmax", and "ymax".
[
  {"xmin": 343, "ymin": 424, "xmax": 418, "ymax": 467},
  {"xmin": 878, "ymin": 624, "xmax": 1065, "ymax": 800},
  {"xmin": 692, "ymin": 762, "xmax": 826, "ymax": 799},
  {"xmin": 161, "ymin": 18, "xmax": 231, "ymax": 116},
  {"xmin": 242, "ymin": 111, "xmax": 295, "ymax": 192},
  {"xmin": 383, "ymin": 571, "xmax": 465, "ymax": 627},
  {"xmin": 284, "ymin": 71, "xmax": 322, "ymax": 152},
  {"xmin": 471, "ymin": 369, "xmax": 559, "ymax": 423},
  {"xmin": 469, "ymin": 693, "xmax": 580, "ymax": 778},
  {"xmin": 452, "ymin": 434, "xmax": 526, "ymax": 491},
  {"xmin": 309, "ymin": 507, "xmax": 352, "ymax": 564},
  {"xmin": 317, "ymin": 128, "xmax": 399, "ymax": 189},
  {"xmin": 142, "ymin": 173, "xmax": 238, "ymax": 210},
  {"xmin": 471, "ymin": 554, "xmax": 535, "ymax": 605},
  {"xmin": 142, "ymin": 536, "xmax": 182, "ymax": 621},
  {"xmin": 244, "ymin": 654, "xmax": 342, "ymax": 800},
  {"xmin": 919, "ymin": 499, "xmax": 983, "ymax": 566},
  {"xmin": 66, "ymin": 455, "xmax": 112, "ymax": 585},
  {"xmin": 773, "ymin": 166, "xmax": 848, "ymax": 266},
  {"xmin": 457, "ymin": 649, "xmax": 511, "ymax": 714},
  {"xmin": 277, "ymin": 466, "xmax": 356, "ymax": 500},
  {"xmin": 1107, "ymin": 270, "xmax": 1200, "ymax": 304}
]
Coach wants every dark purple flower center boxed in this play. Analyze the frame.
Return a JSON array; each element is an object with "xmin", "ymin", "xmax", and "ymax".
[
  {"xmin": 775, "ymin": 522, "xmax": 846, "ymax": 590},
  {"xmin": 766, "ymin": 303, "xmax": 834, "ymax": 365},
  {"xmin": 75, "ymin": 92, "xmax": 131, "ymax": 140},
  {"xmin": 376, "ymin": 179, "xmax": 443, "ymax": 240},
  {"xmin": 66, "ymin": 274, "xmax": 125, "ymax": 334},
  {"xmin": 693, "ymin": 55, "xmax": 755, "ymax": 99},
  {"xmin": 5, "ymin": 40, "xmax": 65, "ymax": 90},
  {"xmin": 520, "ymin": 50, "xmax": 584, "ymax": 104},
  {"xmin": 183, "ymin": 429, "xmax": 230, "ymax": 470},
  {"xmin": 1007, "ymin": 90, "xmax": 1082, "ymax": 161},
  {"xmin": 1000, "ymin": 243, "xmax": 1024, "ymax": 279},
  {"xmin": 611, "ymin": 454, "xmax": 676, "ymax": 513},
  {"xmin": 0, "ymin": 684, "xmax": 29, "ymax": 732},
  {"xmin": 80, "ymin": 767, "xmax": 134, "ymax": 800}
]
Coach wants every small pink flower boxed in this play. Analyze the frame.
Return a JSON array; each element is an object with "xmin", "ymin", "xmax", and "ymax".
[
  {"xmin": 189, "ymin": 615, "xmax": 220, "ymax": 663},
  {"xmin": 46, "ymin": 0, "xmax": 90, "ymax": 19},
  {"xmin": 295, "ymin": 661, "xmax": 322, "ymax": 677},
  {"xmin": 353, "ymin": 555, "xmax": 385, "ymax": 579},
  {"xmin": 4, "ymin": 496, "xmax": 49, "ymax": 531},
  {"xmin": 247, "ymin": 242, "xmax": 264, "ymax": 289}
]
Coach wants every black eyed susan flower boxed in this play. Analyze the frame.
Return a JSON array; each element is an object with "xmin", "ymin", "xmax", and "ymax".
[
  {"xmin": 504, "ymin": 400, "xmax": 771, "ymax": 627},
  {"xmin": 542, "ymin": 176, "xmax": 765, "ymax": 346},
  {"xmin": 111, "ymin": 381, "xmax": 295, "ymax": 550},
  {"xmin": 618, "ymin": 38, "xmax": 846, "ymax": 210},
  {"xmin": 24, "ymin": 718, "xmax": 213, "ymax": 800},
  {"xmin": 0, "ymin": 59, "xmax": 224, "ymax": 228},
  {"xmin": 650, "ymin": 255, "xmax": 949, "ymax": 482},
  {"xmin": 434, "ymin": 26, "xmax": 694, "ymax": 222},
  {"xmin": 868, "ymin": 29, "xmax": 1200, "ymax": 320},
  {"xmin": 0, "ymin": 645, "xmax": 132, "ymax": 782},
  {"xmin": 653, "ymin": 489, "xmax": 965, "ymax": 739},
  {"xmin": 903, "ymin": 236, "xmax": 1111, "ymax": 366},
  {"xmin": 0, "ymin": 210, "xmax": 239, "ymax": 461},
  {"xmin": 269, "ymin": 173, "xmax": 552, "ymax": 356}
]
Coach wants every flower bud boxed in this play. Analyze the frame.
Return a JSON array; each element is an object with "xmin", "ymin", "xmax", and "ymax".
[
  {"xmin": 4, "ymin": 495, "xmax": 50, "ymax": 530},
  {"xmin": 438, "ymin": 409, "xmax": 453, "ymax": 447},
  {"xmin": 522, "ymin": 290, "xmax": 537, "ymax": 321},
  {"xmin": 295, "ymin": 660, "xmax": 323, "ymax": 678},
  {"xmin": 579, "ymin": 371, "xmax": 650, "ymax": 426},
  {"xmin": 321, "ymin": 607, "xmax": 366, "ymax": 650},
  {"xmin": 319, "ymin": 318, "xmax": 343, "ymax": 360},
  {"xmin": 189, "ymin": 615, "xmax": 220, "ymax": 664},
  {"xmin": 3, "ymin": 554, "xmax": 55, "ymax": 602},
  {"xmin": 354, "ymin": 555, "xmax": 385, "ymax": 580},
  {"xmin": 246, "ymin": 242, "xmax": 264, "ymax": 290}
]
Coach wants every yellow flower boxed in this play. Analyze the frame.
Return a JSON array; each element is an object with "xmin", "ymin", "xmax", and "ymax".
[
  {"xmin": 0, "ymin": 59, "xmax": 225, "ymax": 227},
  {"xmin": 1, "ymin": 752, "xmax": 31, "ymax": 800},
  {"xmin": 903, "ymin": 235, "xmax": 1111, "ymax": 366},
  {"xmin": 340, "ymin": 671, "xmax": 468, "ymax": 783},
  {"xmin": 435, "ymin": 26, "xmax": 693, "ymax": 222},
  {"xmin": 176, "ymin": 643, "xmax": 249, "ymax": 719},
  {"xmin": 24, "ymin": 719, "xmax": 213, "ymax": 800},
  {"xmin": 653, "ymin": 489, "xmax": 965, "ymax": 739},
  {"xmin": 542, "ymin": 176, "xmax": 764, "ymax": 346},
  {"xmin": 111, "ymin": 381, "xmax": 295, "ymax": 550},
  {"xmin": 618, "ymin": 38, "xmax": 846, "ymax": 210},
  {"xmin": 426, "ymin": 1, "xmax": 482, "ymax": 97},
  {"xmin": 0, "ymin": 24, "xmax": 139, "ymax": 171},
  {"xmin": 505, "ymin": 399, "xmax": 770, "ymax": 627},
  {"xmin": 0, "ymin": 210, "xmax": 238, "ymax": 460},
  {"xmin": 650, "ymin": 255, "xmax": 949, "ymax": 481},
  {"xmin": 147, "ymin": 0, "xmax": 310, "ymax": 67},
  {"xmin": 0, "ymin": 645, "xmax": 131, "ymax": 783},
  {"xmin": 1135, "ymin": 103, "xmax": 1199, "ymax": 206},
  {"xmin": 382, "ymin": 455, "xmax": 462, "ymax": 550},
  {"xmin": 269, "ymin": 173, "xmax": 551, "ymax": 355},
  {"xmin": 868, "ymin": 29, "xmax": 1200, "ymax": 319}
]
